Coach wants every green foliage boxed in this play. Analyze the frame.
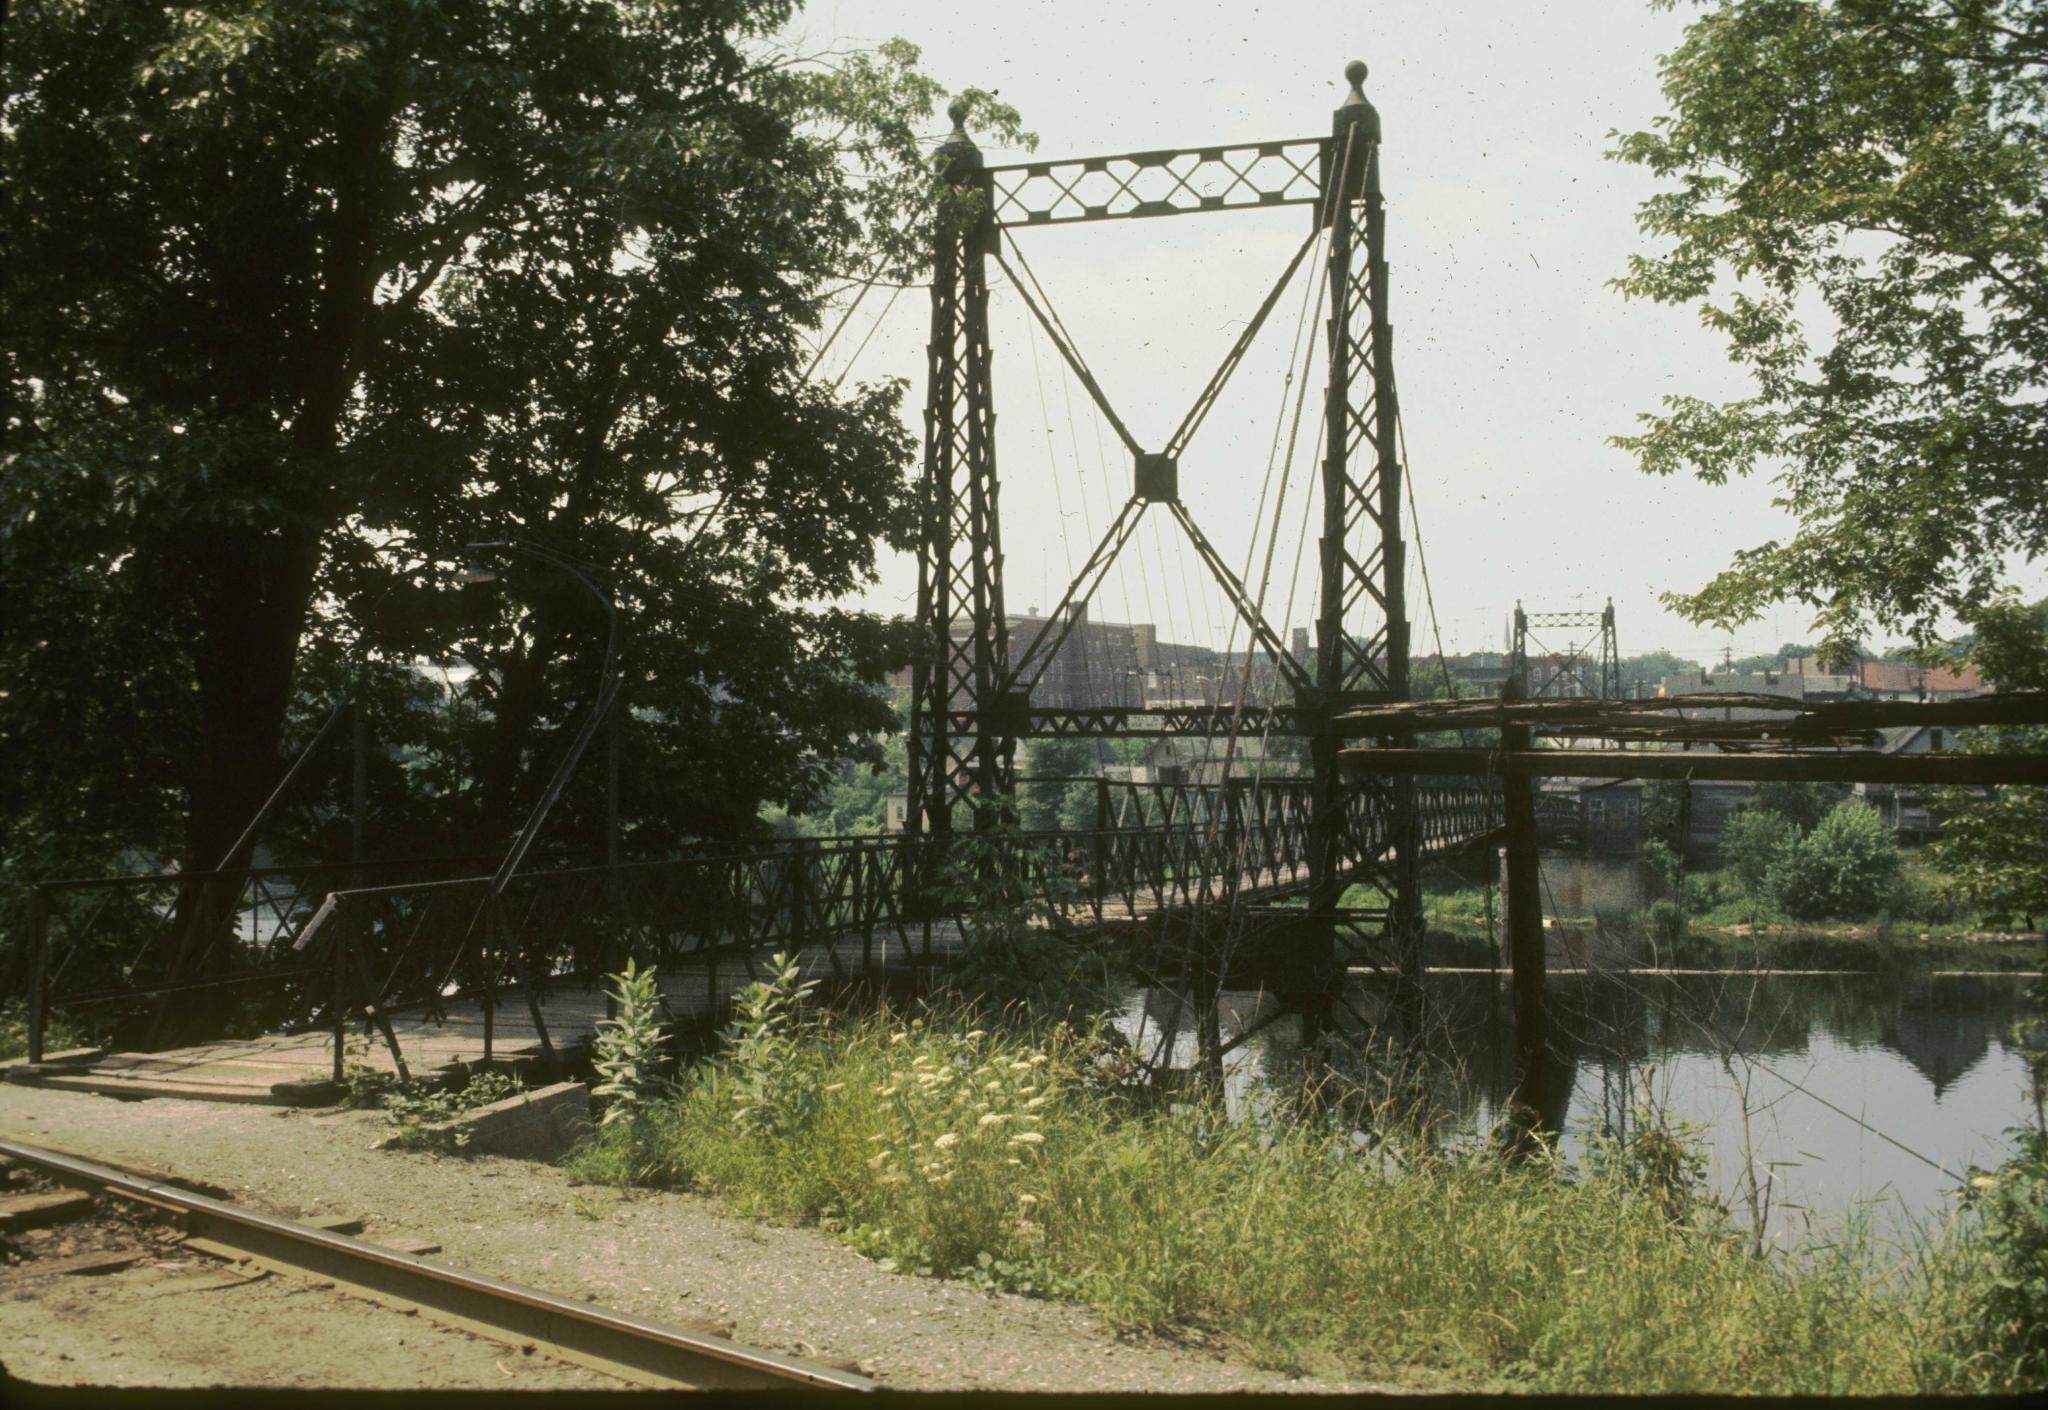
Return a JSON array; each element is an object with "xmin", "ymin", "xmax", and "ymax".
[
  {"xmin": 1017, "ymin": 737, "xmax": 1106, "ymax": 835},
  {"xmin": 1721, "ymin": 807, "xmax": 1801, "ymax": 896},
  {"xmin": 1611, "ymin": 1, "xmax": 2048, "ymax": 656},
  {"xmin": 591, "ymin": 960, "xmax": 671, "ymax": 1127},
  {"xmin": 378, "ymin": 1069, "xmax": 525, "ymax": 1150},
  {"xmin": 568, "ymin": 1006, "xmax": 2005, "ymax": 1392},
  {"xmin": 932, "ymin": 810, "xmax": 1114, "ymax": 1022},
  {"xmin": 0, "ymin": 1001, "xmax": 92, "ymax": 1064},
  {"xmin": 721, "ymin": 950, "xmax": 821, "ymax": 1140},
  {"xmin": 1750, "ymin": 782, "xmax": 1836, "ymax": 834},
  {"xmin": 1619, "ymin": 649, "xmax": 1704, "ymax": 696},
  {"xmin": 1960, "ymin": 1128, "xmax": 2048, "ymax": 1390},
  {"xmin": 1929, "ymin": 595, "xmax": 2048, "ymax": 928},
  {"xmin": 1641, "ymin": 782, "xmax": 1690, "ymax": 856},
  {"xmin": 1731, "ymin": 643, "xmax": 1818, "ymax": 676},
  {"xmin": 1767, "ymin": 802, "xmax": 1904, "ymax": 921},
  {"xmin": 1584, "ymin": 1108, "xmax": 1716, "ymax": 1226},
  {"xmin": 2, "ymin": 3, "xmax": 1027, "ymax": 970}
]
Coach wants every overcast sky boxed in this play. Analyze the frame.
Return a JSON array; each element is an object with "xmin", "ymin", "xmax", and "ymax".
[{"xmin": 794, "ymin": 0, "xmax": 2040, "ymax": 667}]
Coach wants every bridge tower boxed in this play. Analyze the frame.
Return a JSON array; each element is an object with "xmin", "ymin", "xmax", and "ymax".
[
  {"xmin": 1512, "ymin": 600, "xmax": 1620, "ymax": 699},
  {"xmin": 908, "ymin": 62, "xmax": 1424, "ymax": 1003}
]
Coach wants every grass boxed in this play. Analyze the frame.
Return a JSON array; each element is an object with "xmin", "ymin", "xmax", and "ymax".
[
  {"xmin": 0, "ymin": 1000, "xmax": 94, "ymax": 1063},
  {"xmin": 566, "ymin": 998, "xmax": 2020, "ymax": 1393}
]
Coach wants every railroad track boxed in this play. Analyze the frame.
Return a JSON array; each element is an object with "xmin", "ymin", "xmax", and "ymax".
[{"xmin": 0, "ymin": 1136, "xmax": 873, "ymax": 1392}]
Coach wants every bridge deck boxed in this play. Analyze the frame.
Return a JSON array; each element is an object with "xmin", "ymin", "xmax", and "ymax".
[
  {"xmin": 6, "ymin": 849, "xmax": 1372, "ymax": 1106},
  {"xmin": 3, "ymin": 922, "xmax": 983, "ymax": 1105}
]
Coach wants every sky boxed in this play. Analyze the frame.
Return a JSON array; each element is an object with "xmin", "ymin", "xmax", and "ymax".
[{"xmin": 789, "ymin": 0, "xmax": 2037, "ymax": 667}]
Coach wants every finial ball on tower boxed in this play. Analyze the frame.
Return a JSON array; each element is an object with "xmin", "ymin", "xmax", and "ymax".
[
  {"xmin": 948, "ymin": 96, "xmax": 970, "ymax": 130},
  {"xmin": 1345, "ymin": 59, "xmax": 1368, "ymax": 86}
]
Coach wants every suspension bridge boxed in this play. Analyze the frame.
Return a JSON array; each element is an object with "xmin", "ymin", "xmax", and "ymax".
[{"xmin": 4, "ymin": 63, "xmax": 1505, "ymax": 1102}]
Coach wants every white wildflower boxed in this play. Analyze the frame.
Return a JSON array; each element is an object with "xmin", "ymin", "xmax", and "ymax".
[
  {"xmin": 978, "ymin": 1112, "xmax": 1011, "ymax": 1128},
  {"xmin": 1008, "ymin": 1131, "xmax": 1045, "ymax": 1146},
  {"xmin": 867, "ymin": 1151, "xmax": 893, "ymax": 1169},
  {"xmin": 1025, "ymin": 1096, "xmax": 1048, "ymax": 1110},
  {"xmin": 933, "ymin": 1132, "xmax": 961, "ymax": 1150}
]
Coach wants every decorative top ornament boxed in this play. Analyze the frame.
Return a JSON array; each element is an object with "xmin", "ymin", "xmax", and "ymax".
[
  {"xmin": 1334, "ymin": 58, "xmax": 1380, "ymax": 143},
  {"xmin": 939, "ymin": 93, "xmax": 983, "ymax": 179}
]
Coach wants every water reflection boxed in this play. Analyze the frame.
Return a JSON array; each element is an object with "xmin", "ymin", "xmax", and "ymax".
[{"xmin": 1117, "ymin": 970, "xmax": 2039, "ymax": 1239}]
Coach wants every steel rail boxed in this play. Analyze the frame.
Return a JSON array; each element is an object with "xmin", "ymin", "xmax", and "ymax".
[{"xmin": 0, "ymin": 1136, "xmax": 874, "ymax": 1393}]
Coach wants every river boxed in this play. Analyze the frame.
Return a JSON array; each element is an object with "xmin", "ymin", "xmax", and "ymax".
[{"xmin": 1118, "ymin": 967, "xmax": 2041, "ymax": 1246}]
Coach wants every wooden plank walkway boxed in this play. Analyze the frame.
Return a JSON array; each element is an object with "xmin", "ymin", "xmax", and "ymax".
[{"xmin": 2, "ymin": 923, "xmax": 974, "ymax": 1106}]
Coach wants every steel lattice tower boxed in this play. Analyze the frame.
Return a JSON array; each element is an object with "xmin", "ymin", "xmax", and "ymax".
[{"xmin": 908, "ymin": 63, "xmax": 1424, "ymax": 994}]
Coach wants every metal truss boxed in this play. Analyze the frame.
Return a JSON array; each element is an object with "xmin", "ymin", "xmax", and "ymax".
[
  {"xmin": 908, "ymin": 117, "xmax": 1011, "ymax": 839},
  {"xmin": 1512, "ymin": 600, "xmax": 1619, "ymax": 699},
  {"xmin": 945, "ymin": 705, "xmax": 1315, "ymax": 738},
  {"xmin": 1310, "ymin": 65, "xmax": 1424, "ymax": 987},
  {"xmin": 913, "ymin": 67, "xmax": 1427, "ymax": 1005},
  {"xmin": 988, "ymin": 138, "xmax": 1328, "ymax": 227}
]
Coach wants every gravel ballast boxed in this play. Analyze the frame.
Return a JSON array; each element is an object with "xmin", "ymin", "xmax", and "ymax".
[{"xmin": 0, "ymin": 1084, "xmax": 1386, "ymax": 1392}]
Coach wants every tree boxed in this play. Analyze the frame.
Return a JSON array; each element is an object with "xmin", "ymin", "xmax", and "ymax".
[
  {"xmin": 1017, "ymin": 737, "xmax": 1103, "ymax": 835},
  {"xmin": 1612, "ymin": 1, "xmax": 2048, "ymax": 660},
  {"xmin": 1929, "ymin": 593, "xmax": 2048, "ymax": 926},
  {"xmin": 3, "ymin": 6, "xmax": 1023, "ymax": 963},
  {"xmin": 1766, "ymin": 800, "xmax": 1904, "ymax": 920},
  {"xmin": 1749, "ymin": 781, "xmax": 1837, "ymax": 833},
  {"xmin": 1618, "ymin": 649, "xmax": 1702, "ymax": 695},
  {"xmin": 1730, "ymin": 642, "xmax": 1818, "ymax": 675},
  {"xmin": 1721, "ymin": 806, "xmax": 1799, "ymax": 896}
]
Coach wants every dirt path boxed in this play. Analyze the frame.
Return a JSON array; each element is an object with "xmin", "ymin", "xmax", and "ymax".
[{"xmin": 0, "ymin": 1085, "xmax": 1379, "ymax": 1393}]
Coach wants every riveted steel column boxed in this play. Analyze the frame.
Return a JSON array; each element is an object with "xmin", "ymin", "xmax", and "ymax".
[
  {"xmin": 910, "ymin": 98, "xmax": 1013, "ymax": 870},
  {"xmin": 1313, "ymin": 61, "xmax": 1424, "ymax": 994}
]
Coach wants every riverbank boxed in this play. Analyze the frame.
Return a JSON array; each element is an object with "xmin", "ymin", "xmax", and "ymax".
[
  {"xmin": 0, "ymin": 1083, "xmax": 1372, "ymax": 1394},
  {"xmin": 1419, "ymin": 919, "xmax": 2044, "ymax": 973},
  {"xmin": 564, "ymin": 984, "xmax": 2028, "ymax": 1395}
]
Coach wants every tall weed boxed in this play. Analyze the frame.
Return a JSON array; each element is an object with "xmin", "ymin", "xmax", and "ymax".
[{"xmin": 566, "ymin": 999, "xmax": 2015, "ymax": 1393}]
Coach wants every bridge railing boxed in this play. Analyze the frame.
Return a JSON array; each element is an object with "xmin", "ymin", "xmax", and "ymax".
[
  {"xmin": 3, "ymin": 855, "xmax": 496, "ymax": 1062},
  {"xmin": 7, "ymin": 777, "xmax": 1501, "ymax": 1068}
]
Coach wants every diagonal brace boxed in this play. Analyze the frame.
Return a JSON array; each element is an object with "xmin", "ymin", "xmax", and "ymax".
[
  {"xmin": 995, "ymin": 234, "xmax": 1146, "ymax": 460},
  {"xmin": 1002, "ymin": 497, "xmax": 1152, "ymax": 698},
  {"xmin": 1165, "ymin": 500, "xmax": 1314, "ymax": 698},
  {"xmin": 1165, "ymin": 225, "xmax": 1321, "ymax": 460}
]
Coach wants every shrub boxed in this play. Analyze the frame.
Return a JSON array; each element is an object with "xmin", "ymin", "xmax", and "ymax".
[
  {"xmin": 1959, "ymin": 1127, "xmax": 2048, "ymax": 1390},
  {"xmin": 1721, "ymin": 807, "xmax": 1798, "ymax": 897},
  {"xmin": 591, "ymin": 959, "xmax": 671, "ymax": 1126},
  {"xmin": 1767, "ymin": 802, "xmax": 1904, "ymax": 922},
  {"xmin": 0, "ymin": 1000, "xmax": 91, "ymax": 1063}
]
